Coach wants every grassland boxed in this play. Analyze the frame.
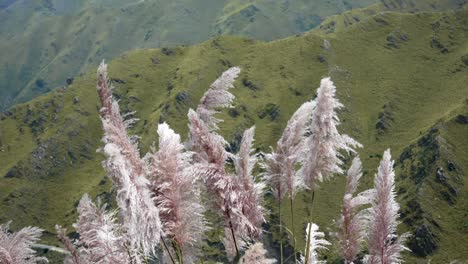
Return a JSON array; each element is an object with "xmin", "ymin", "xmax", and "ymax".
[
  {"xmin": 0, "ymin": 0, "xmax": 382, "ymax": 111},
  {"xmin": 0, "ymin": 2, "xmax": 468, "ymax": 263}
]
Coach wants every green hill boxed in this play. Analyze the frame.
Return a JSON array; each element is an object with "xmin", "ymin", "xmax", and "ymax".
[
  {"xmin": 1, "ymin": 3, "xmax": 468, "ymax": 263},
  {"xmin": 0, "ymin": 0, "xmax": 380, "ymax": 111}
]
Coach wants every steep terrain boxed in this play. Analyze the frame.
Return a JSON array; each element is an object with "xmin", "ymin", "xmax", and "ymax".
[
  {"xmin": 0, "ymin": 0, "xmax": 379, "ymax": 110},
  {"xmin": 1, "ymin": 3, "xmax": 468, "ymax": 263}
]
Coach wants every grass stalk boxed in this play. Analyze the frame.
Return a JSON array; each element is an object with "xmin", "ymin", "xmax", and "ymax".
[
  {"xmin": 161, "ymin": 235, "xmax": 176, "ymax": 264},
  {"xmin": 304, "ymin": 191, "xmax": 316, "ymax": 264},
  {"xmin": 172, "ymin": 241, "xmax": 184, "ymax": 264},
  {"xmin": 290, "ymin": 196, "xmax": 297, "ymax": 263},
  {"xmin": 279, "ymin": 196, "xmax": 284, "ymax": 264},
  {"xmin": 228, "ymin": 220, "xmax": 240, "ymax": 258}
]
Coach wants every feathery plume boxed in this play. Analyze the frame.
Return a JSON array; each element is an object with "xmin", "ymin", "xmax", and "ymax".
[
  {"xmin": 187, "ymin": 108, "xmax": 229, "ymax": 168},
  {"xmin": 188, "ymin": 108, "xmax": 245, "ymax": 259},
  {"xmin": 239, "ymin": 243, "xmax": 276, "ymax": 264},
  {"xmin": 73, "ymin": 194, "xmax": 129, "ymax": 264},
  {"xmin": 302, "ymin": 223, "xmax": 330, "ymax": 264},
  {"xmin": 365, "ymin": 149, "xmax": 409, "ymax": 264},
  {"xmin": 264, "ymin": 100, "xmax": 315, "ymax": 200},
  {"xmin": 337, "ymin": 157, "xmax": 374, "ymax": 264},
  {"xmin": 300, "ymin": 77, "xmax": 362, "ymax": 189},
  {"xmin": 233, "ymin": 127, "xmax": 266, "ymax": 239},
  {"xmin": 187, "ymin": 67, "xmax": 245, "ymax": 258},
  {"xmin": 196, "ymin": 67, "xmax": 241, "ymax": 130},
  {"xmin": 0, "ymin": 222, "xmax": 48, "ymax": 264},
  {"xmin": 146, "ymin": 123, "xmax": 207, "ymax": 262},
  {"xmin": 97, "ymin": 61, "xmax": 162, "ymax": 257}
]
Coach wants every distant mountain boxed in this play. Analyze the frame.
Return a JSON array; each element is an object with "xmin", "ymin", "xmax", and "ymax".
[
  {"xmin": 0, "ymin": 0, "xmax": 382, "ymax": 110},
  {"xmin": 0, "ymin": 0, "xmax": 17, "ymax": 9},
  {"xmin": 1, "ymin": 2, "xmax": 467, "ymax": 262}
]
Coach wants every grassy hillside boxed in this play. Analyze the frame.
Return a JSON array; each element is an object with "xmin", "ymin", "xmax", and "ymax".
[
  {"xmin": 314, "ymin": 0, "xmax": 468, "ymax": 35},
  {"xmin": 0, "ymin": 0, "xmax": 381, "ymax": 111},
  {"xmin": 1, "ymin": 5, "xmax": 468, "ymax": 263}
]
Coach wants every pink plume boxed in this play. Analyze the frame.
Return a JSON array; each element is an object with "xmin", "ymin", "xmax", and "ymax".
[
  {"xmin": 302, "ymin": 223, "xmax": 331, "ymax": 264},
  {"xmin": 0, "ymin": 222, "xmax": 47, "ymax": 264},
  {"xmin": 300, "ymin": 77, "xmax": 362, "ymax": 189},
  {"xmin": 71, "ymin": 194, "xmax": 130, "ymax": 264},
  {"xmin": 146, "ymin": 123, "xmax": 207, "ymax": 262},
  {"xmin": 365, "ymin": 149, "xmax": 409, "ymax": 264},
  {"xmin": 337, "ymin": 157, "xmax": 374, "ymax": 264},
  {"xmin": 196, "ymin": 67, "xmax": 241, "ymax": 130},
  {"xmin": 233, "ymin": 127, "xmax": 266, "ymax": 239},
  {"xmin": 240, "ymin": 243, "xmax": 276, "ymax": 264},
  {"xmin": 263, "ymin": 100, "xmax": 315, "ymax": 200},
  {"xmin": 97, "ymin": 61, "xmax": 162, "ymax": 258}
]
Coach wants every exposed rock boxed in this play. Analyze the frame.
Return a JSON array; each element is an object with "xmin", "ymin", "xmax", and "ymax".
[
  {"xmin": 435, "ymin": 167, "xmax": 447, "ymax": 182},
  {"xmin": 455, "ymin": 114, "xmax": 468, "ymax": 124},
  {"xmin": 4, "ymin": 167, "xmax": 18, "ymax": 178},
  {"xmin": 447, "ymin": 161, "xmax": 457, "ymax": 172},
  {"xmin": 99, "ymin": 177, "xmax": 107, "ymax": 186},
  {"xmin": 35, "ymin": 79, "xmax": 46, "ymax": 88},
  {"xmin": 461, "ymin": 55, "xmax": 468, "ymax": 66},
  {"xmin": 151, "ymin": 57, "xmax": 160, "ymax": 64},
  {"xmin": 322, "ymin": 39, "xmax": 331, "ymax": 50},
  {"xmin": 317, "ymin": 54, "xmax": 326, "ymax": 63},
  {"xmin": 386, "ymin": 35, "xmax": 399, "ymax": 48},
  {"xmin": 376, "ymin": 103, "xmax": 394, "ymax": 135},
  {"xmin": 408, "ymin": 224, "xmax": 438, "ymax": 257},
  {"xmin": 374, "ymin": 17, "xmax": 389, "ymax": 26},
  {"xmin": 110, "ymin": 78, "xmax": 126, "ymax": 84},
  {"xmin": 73, "ymin": 96, "xmax": 79, "ymax": 104},
  {"xmin": 166, "ymin": 83, "xmax": 174, "ymax": 91},
  {"xmin": 242, "ymin": 79, "xmax": 260, "ymax": 91},
  {"xmin": 257, "ymin": 103, "xmax": 280, "ymax": 121},
  {"xmin": 228, "ymin": 108, "xmax": 240, "ymax": 118},
  {"xmin": 386, "ymin": 30, "xmax": 409, "ymax": 49},
  {"xmin": 431, "ymin": 37, "xmax": 449, "ymax": 54},
  {"xmin": 175, "ymin": 91, "xmax": 190, "ymax": 104},
  {"xmin": 240, "ymin": 4, "xmax": 259, "ymax": 19},
  {"xmin": 227, "ymin": 130, "xmax": 243, "ymax": 153},
  {"xmin": 440, "ymin": 190, "xmax": 456, "ymax": 205},
  {"xmin": 319, "ymin": 21, "xmax": 335, "ymax": 34},
  {"xmin": 399, "ymin": 148, "xmax": 412, "ymax": 163},
  {"xmin": 129, "ymin": 95, "xmax": 141, "ymax": 102},
  {"xmin": 219, "ymin": 59, "xmax": 232, "ymax": 67},
  {"xmin": 1, "ymin": 110, "xmax": 12, "ymax": 120},
  {"xmin": 161, "ymin": 47, "xmax": 174, "ymax": 56}
]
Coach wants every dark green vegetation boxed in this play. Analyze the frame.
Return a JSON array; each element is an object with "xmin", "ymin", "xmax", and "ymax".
[
  {"xmin": 0, "ymin": 0, "xmax": 380, "ymax": 110},
  {"xmin": 1, "ymin": 1, "xmax": 468, "ymax": 263}
]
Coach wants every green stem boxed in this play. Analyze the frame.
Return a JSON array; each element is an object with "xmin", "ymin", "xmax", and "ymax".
[
  {"xmin": 290, "ymin": 196, "xmax": 297, "ymax": 263},
  {"xmin": 279, "ymin": 197, "xmax": 284, "ymax": 264},
  {"xmin": 172, "ymin": 241, "xmax": 184, "ymax": 264},
  {"xmin": 161, "ymin": 235, "xmax": 176, "ymax": 264},
  {"xmin": 225, "ymin": 208, "xmax": 240, "ymax": 260},
  {"xmin": 304, "ymin": 191, "xmax": 316, "ymax": 264},
  {"xmin": 228, "ymin": 220, "xmax": 240, "ymax": 258}
]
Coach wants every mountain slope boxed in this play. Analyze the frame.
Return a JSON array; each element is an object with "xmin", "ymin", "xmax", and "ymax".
[
  {"xmin": 0, "ymin": 0, "xmax": 381, "ymax": 111},
  {"xmin": 1, "ymin": 6, "xmax": 468, "ymax": 263}
]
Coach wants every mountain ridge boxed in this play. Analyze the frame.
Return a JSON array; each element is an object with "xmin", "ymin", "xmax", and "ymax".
[{"xmin": 0, "ymin": 0, "xmax": 381, "ymax": 110}]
